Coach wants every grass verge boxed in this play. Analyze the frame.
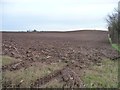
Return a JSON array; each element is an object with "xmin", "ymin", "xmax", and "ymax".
[
  {"xmin": 112, "ymin": 44, "xmax": 120, "ymax": 52},
  {"xmin": 108, "ymin": 37, "xmax": 120, "ymax": 52},
  {"xmin": 81, "ymin": 59, "xmax": 118, "ymax": 88},
  {"xmin": 2, "ymin": 62, "xmax": 66, "ymax": 88}
]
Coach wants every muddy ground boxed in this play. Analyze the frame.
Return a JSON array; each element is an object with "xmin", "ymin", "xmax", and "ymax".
[{"xmin": 1, "ymin": 30, "xmax": 119, "ymax": 88}]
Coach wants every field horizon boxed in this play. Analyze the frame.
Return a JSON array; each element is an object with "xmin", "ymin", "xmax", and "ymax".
[{"xmin": 1, "ymin": 29, "xmax": 108, "ymax": 33}]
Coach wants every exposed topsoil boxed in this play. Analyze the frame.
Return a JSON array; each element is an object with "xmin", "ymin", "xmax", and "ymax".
[{"xmin": 2, "ymin": 30, "xmax": 119, "ymax": 88}]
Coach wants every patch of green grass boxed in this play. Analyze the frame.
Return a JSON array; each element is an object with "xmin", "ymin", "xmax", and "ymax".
[
  {"xmin": 81, "ymin": 59, "xmax": 118, "ymax": 88},
  {"xmin": 1, "ymin": 56, "xmax": 20, "ymax": 66},
  {"xmin": 2, "ymin": 62, "xmax": 66, "ymax": 88},
  {"xmin": 112, "ymin": 44, "xmax": 120, "ymax": 52},
  {"xmin": 108, "ymin": 37, "xmax": 120, "ymax": 52}
]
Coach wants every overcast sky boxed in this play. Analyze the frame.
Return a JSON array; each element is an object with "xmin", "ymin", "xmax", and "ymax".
[{"xmin": 1, "ymin": 0, "xmax": 119, "ymax": 31}]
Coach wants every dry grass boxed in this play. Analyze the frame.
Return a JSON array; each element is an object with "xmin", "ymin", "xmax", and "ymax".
[
  {"xmin": 81, "ymin": 59, "xmax": 118, "ymax": 88},
  {"xmin": 1, "ymin": 56, "xmax": 21, "ymax": 66},
  {"xmin": 41, "ymin": 78, "xmax": 65, "ymax": 88},
  {"xmin": 2, "ymin": 61, "xmax": 66, "ymax": 88}
]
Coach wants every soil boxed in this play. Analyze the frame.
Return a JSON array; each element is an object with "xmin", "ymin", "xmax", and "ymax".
[{"xmin": 2, "ymin": 30, "xmax": 119, "ymax": 88}]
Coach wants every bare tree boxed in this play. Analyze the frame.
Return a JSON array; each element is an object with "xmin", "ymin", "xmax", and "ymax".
[{"xmin": 106, "ymin": 9, "xmax": 120, "ymax": 43}]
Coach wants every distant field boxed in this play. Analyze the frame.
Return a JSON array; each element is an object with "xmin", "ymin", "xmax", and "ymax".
[{"xmin": 2, "ymin": 30, "xmax": 119, "ymax": 88}]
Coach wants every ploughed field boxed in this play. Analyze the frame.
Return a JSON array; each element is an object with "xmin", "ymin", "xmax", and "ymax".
[{"xmin": 2, "ymin": 30, "xmax": 119, "ymax": 88}]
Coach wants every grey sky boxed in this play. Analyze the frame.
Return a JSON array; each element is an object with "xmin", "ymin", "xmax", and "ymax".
[{"xmin": 1, "ymin": 0, "xmax": 119, "ymax": 31}]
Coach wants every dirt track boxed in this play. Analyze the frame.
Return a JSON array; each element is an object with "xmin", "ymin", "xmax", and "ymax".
[{"xmin": 2, "ymin": 30, "xmax": 119, "ymax": 88}]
